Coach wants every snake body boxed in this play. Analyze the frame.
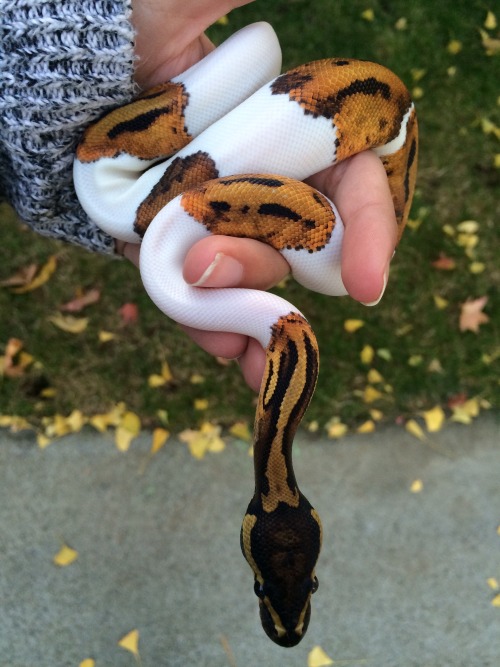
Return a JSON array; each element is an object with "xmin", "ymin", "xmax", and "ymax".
[{"xmin": 74, "ymin": 22, "xmax": 418, "ymax": 647}]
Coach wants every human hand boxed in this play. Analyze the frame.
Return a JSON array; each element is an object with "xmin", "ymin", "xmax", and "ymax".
[{"xmin": 124, "ymin": 1, "xmax": 398, "ymax": 391}]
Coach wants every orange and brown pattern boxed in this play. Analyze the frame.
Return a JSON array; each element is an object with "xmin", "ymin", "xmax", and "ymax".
[
  {"xmin": 134, "ymin": 151, "xmax": 219, "ymax": 236},
  {"xmin": 77, "ymin": 82, "xmax": 191, "ymax": 162},
  {"xmin": 180, "ymin": 175, "xmax": 336, "ymax": 252},
  {"xmin": 271, "ymin": 58, "xmax": 417, "ymax": 238}
]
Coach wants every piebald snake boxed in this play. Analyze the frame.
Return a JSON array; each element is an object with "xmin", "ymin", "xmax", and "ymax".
[{"xmin": 73, "ymin": 22, "xmax": 418, "ymax": 647}]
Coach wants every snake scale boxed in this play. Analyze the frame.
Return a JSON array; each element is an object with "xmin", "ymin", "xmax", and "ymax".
[{"xmin": 74, "ymin": 22, "xmax": 418, "ymax": 647}]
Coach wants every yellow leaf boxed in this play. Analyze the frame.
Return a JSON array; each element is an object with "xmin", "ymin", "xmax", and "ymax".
[
  {"xmin": 360, "ymin": 344, "xmax": 374, "ymax": 364},
  {"xmin": 194, "ymin": 398, "xmax": 209, "ymax": 411},
  {"xmin": 494, "ymin": 154, "xmax": 500, "ymax": 168},
  {"xmin": 363, "ymin": 386, "xmax": 383, "ymax": 403},
  {"xmin": 37, "ymin": 433, "xmax": 52, "ymax": 449},
  {"xmin": 469, "ymin": 262, "xmax": 485, "ymax": 274},
  {"xmin": 98, "ymin": 330, "xmax": 117, "ymax": 343},
  {"xmin": 344, "ymin": 319, "xmax": 364, "ymax": 333},
  {"xmin": 48, "ymin": 313, "xmax": 89, "ymax": 334},
  {"xmin": 229, "ymin": 421, "xmax": 252, "ymax": 442},
  {"xmin": 308, "ymin": 645, "xmax": 334, "ymax": 667},
  {"xmin": 66, "ymin": 409, "xmax": 86, "ymax": 433},
  {"xmin": 369, "ymin": 408, "xmax": 384, "ymax": 421},
  {"xmin": 433, "ymin": 295, "xmax": 449, "ymax": 309},
  {"xmin": 487, "ymin": 577, "xmax": 499, "ymax": 591},
  {"xmin": 79, "ymin": 660, "xmax": 95, "ymax": 667},
  {"xmin": 326, "ymin": 418, "xmax": 348, "ymax": 439},
  {"xmin": 410, "ymin": 68, "xmax": 427, "ymax": 82},
  {"xmin": 479, "ymin": 28, "xmax": 500, "ymax": 55},
  {"xmin": 484, "ymin": 10, "xmax": 497, "ymax": 30},
  {"xmin": 115, "ymin": 411, "xmax": 141, "ymax": 452},
  {"xmin": 447, "ymin": 39, "xmax": 462, "ymax": 54},
  {"xmin": 406, "ymin": 419, "xmax": 426, "ymax": 440},
  {"xmin": 367, "ymin": 368, "xmax": 383, "ymax": 384},
  {"xmin": 457, "ymin": 220, "xmax": 479, "ymax": 234},
  {"xmin": 326, "ymin": 417, "xmax": 348, "ymax": 438},
  {"xmin": 410, "ymin": 479, "xmax": 423, "ymax": 493},
  {"xmin": 412, "ymin": 86, "xmax": 424, "ymax": 100},
  {"xmin": 377, "ymin": 348, "xmax": 392, "ymax": 361},
  {"xmin": 422, "ymin": 405, "xmax": 446, "ymax": 432},
  {"xmin": 216, "ymin": 14, "xmax": 229, "ymax": 25},
  {"xmin": 179, "ymin": 423, "xmax": 225, "ymax": 459},
  {"xmin": 447, "ymin": 66, "xmax": 457, "ymax": 77},
  {"xmin": 12, "ymin": 255, "xmax": 57, "ymax": 293},
  {"xmin": 0, "ymin": 415, "xmax": 32, "ymax": 432},
  {"xmin": 395, "ymin": 17, "xmax": 407, "ymax": 30},
  {"xmin": 408, "ymin": 355, "xmax": 423, "ymax": 367},
  {"xmin": 118, "ymin": 629, "xmax": 140, "ymax": 658},
  {"xmin": 361, "ymin": 8, "xmax": 375, "ymax": 21},
  {"xmin": 53, "ymin": 543, "xmax": 78, "ymax": 566},
  {"xmin": 357, "ymin": 419, "xmax": 375, "ymax": 434},
  {"xmin": 190, "ymin": 373, "xmax": 205, "ymax": 384},
  {"xmin": 151, "ymin": 427, "xmax": 169, "ymax": 455},
  {"xmin": 492, "ymin": 594, "xmax": 500, "ymax": 607},
  {"xmin": 428, "ymin": 358, "xmax": 444, "ymax": 373}
]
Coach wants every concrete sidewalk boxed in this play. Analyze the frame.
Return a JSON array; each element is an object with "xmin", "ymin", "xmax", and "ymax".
[{"xmin": 0, "ymin": 415, "xmax": 499, "ymax": 667}]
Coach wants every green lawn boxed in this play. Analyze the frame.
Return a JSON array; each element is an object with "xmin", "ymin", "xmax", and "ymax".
[{"xmin": 1, "ymin": 0, "xmax": 499, "ymax": 437}]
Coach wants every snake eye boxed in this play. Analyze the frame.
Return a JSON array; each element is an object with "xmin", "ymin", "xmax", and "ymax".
[
  {"xmin": 311, "ymin": 576, "xmax": 319, "ymax": 594},
  {"xmin": 254, "ymin": 580, "xmax": 265, "ymax": 599}
]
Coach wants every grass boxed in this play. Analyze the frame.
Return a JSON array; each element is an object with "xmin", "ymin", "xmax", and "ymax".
[{"xmin": 1, "ymin": 0, "xmax": 499, "ymax": 435}]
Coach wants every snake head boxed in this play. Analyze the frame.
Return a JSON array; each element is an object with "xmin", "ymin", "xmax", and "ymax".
[
  {"xmin": 241, "ymin": 495, "xmax": 322, "ymax": 647},
  {"xmin": 255, "ymin": 570, "xmax": 319, "ymax": 647}
]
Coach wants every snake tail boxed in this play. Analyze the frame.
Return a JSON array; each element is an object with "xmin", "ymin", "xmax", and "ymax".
[{"xmin": 241, "ymin": 312, "xmax": 322, "ymax": 647}]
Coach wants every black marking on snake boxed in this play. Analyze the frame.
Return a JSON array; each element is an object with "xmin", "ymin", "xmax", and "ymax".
[
  {"xmin": 258, "ymin": 203, "xmax": 301, "ymax": 221},
  {"xmin": 108, "ymin": 107, "xmax": 171, "ymax": 139},
  {"xmin": 316, "ymin": 77, "xmax": 392, "ymax": 119},
  {"xmin": 271, "ymin": 71, "xmax": 314, "ymax": 96},
  {"xmin": 404, "ymin": 137, "xmax": 417, "ymax": 203},
  {"xmin": 240, "ymin": 205, "xmax": 251, "ymax": 214},
  {"xmin": 220, "ymin": 176, "xmax": 285, "ymax": 188},
  {"xmin": 334, "ymin": 60, "xmax": 351, "ymax": 66},
  {"xmin": 210, "ymin": 200, "xmax": 231, "ymax": 213}
]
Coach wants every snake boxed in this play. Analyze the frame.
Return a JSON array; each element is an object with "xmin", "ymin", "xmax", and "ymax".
[{"xmin": 73, "ymin": 22, "xmax": 418, "ymax": 647}]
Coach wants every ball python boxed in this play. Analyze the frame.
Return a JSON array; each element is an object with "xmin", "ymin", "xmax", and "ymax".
[{"xmin": 73, "ymin": 22, "xmax": 418, "ymax": 647}]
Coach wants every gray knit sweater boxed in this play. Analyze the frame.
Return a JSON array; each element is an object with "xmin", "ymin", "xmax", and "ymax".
[{"xmin": 0, "ymin": 0, "xmax": 137, "ymax": 253}]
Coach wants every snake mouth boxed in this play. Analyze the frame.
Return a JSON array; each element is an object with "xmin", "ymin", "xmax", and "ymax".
[{"xmin": 259, "ymin": 599, "xmax": 311, "ymax": 647}]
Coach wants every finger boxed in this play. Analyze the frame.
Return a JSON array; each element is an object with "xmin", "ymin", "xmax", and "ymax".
[
  {"xmin": 308, "ymin": 150, "xmax": 397, "ymax": 305},
  {"xmin": 183, "ymin": 235, "xmax": 290, "ymax": 289}
]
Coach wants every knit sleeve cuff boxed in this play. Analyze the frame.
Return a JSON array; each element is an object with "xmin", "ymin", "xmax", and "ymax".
[{"xmin": 0, "ymin": 0, "xmax": 137, "ymax": 253}]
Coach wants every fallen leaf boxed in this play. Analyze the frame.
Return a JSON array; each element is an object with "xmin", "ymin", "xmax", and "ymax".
[
  {"xmin": 367, "ymin": 368, "xmax": 384, "ymax": 384},
  {"xmin": 151, "ymin": 427, "xmax": 169, "ymax": 454},
  {"xmin": 369, "ymin": 408, "xmax": 384, "ymax": 421},
  {"xmin": 361, "ymin": 8, "xmax": 374, "ymax": 21},
  {"xmin": 484, "ymin": 10, "xmax": 497, "ymax": 30},
  {"xmin": 459, "ymin": 297, "xmax": 489, "ymax": 332},
  {"xmin": 360, "ymin": 345, "xmax": 374, "ymax": 364},
  {"xmin": 469, "ymin": 262, "xmax": 485, "ymax": 274},
  {"xmin": 53, "ymin": 543, "xmax": 78, "ymax": 566},
  {"xmin": 79, "ymin": 660, "xmax": 95, "ymax": 667},
  {"xmin": 344, "ymin": 319, "xmax": 364, "ymax": 333},
  {"xmin": 410, "ymin": 479, "xmax": 423, "ymax": 493},
  {"xmin": 433, "ymin": 295, "xmax": 449, "ymax": 309},
  {"xmin": 479, "ymin": 28, "xmax": 500, "ymax": 55},
  {"xmin": 363, "ymin": 386, "xmax": 383, "ymax": 403},
  {"xmin": 98, "ymin": 330, "xmax": 117, "ymax": 343},
  {"xmin": 395, "ymin": 17, "xmax": 407, "ymax": 30},
  {"xmin": 422, "ymin": 405, "xmax": 446, "ymax": 432},
  {"xmin": 48, "ymin": 313, "xmax": 89, "ymax": 334},
  {"xmin": 406, "ymin": 419, "xmax": 426, "ymax": 440},
  {"xmin": 148, "ymin": 361, "xmax": 173, "ymax": 388},
  {"xmin": 451, "ymin": 397, "xmax": 480, "ymax": 424},
  {"xmin": 179, "ymin": 422, "xmax": 225, "ymax": 459},
  {"xmin": 12, "ymin": 255, "xmax": 57, "ymax": 293},
  {"xmin": 492, "ymin": 594, "xmax": 500, "ymax": 607},
  {"xmin": 0, "ymin": 263, "xmax": 37, "ymax": 287},
  {"xmin": 308, "ymin": 645, "xmax": 334, "ymax": 667},
  {"xmin": 194, "ymin": 398, "xmax": 209, "ymax": 410},
  {"xmin": 229, "ymin": 421, "xmax": 252, "ymax": 441},
  {"xmin": 432, "ymin": 254, "xmax": 456, "ymax": 270},
  {"xmin": 115, "ymin": 410, "xmax": 141, "ymax": 452},
  {"xmin": 118, "ymin": 629, "xmax": 140, "ymax": 658},
  {"xmin": 447, "ymin": 39, "xmax": 462, "ymax": 54},
  {"xmin": 60, "ymin": 288, "xmax": 100, "ymax": 312},
  {"xmin": 326, "ymin": 418, "xmax": 348, "ymax": 439},
  {"xmin": 357, "ymin": 420, "xmax": 375, "ymax": 434},
  {"xmin": 119, "ymin": 302, "xmax": 138, "ymax": 325},
  {"xmin": 487, "ymin": 577, "xmax": 499, "ymax": 591}
]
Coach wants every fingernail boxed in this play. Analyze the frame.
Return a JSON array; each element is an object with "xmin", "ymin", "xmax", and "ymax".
[
  {"xmin": 191, "ymin": 253, "xmax": 244, "ymax": 287},
  {"xmin": 362, "ymin": 266, "xmax": 389, "ymax": 307}
]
